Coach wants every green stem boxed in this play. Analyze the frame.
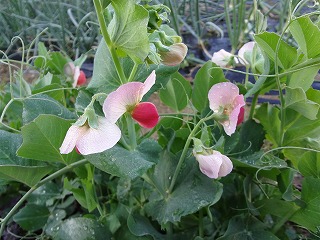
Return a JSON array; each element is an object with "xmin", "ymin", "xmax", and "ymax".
[
  {"xmin": 0, "ymin": 159, "xmax": 88, "ymax": 237},
  {"xmin": 168, "ymin": 114, "xmax": 214, "ymax": 193},
  {"xmin": 199, "ymin": 208, "xmax": 204, "ymax": 237},
  {"xmin": 93, "ymin": 0, "xmax": 126, "ymax": 84},
  {"xmin": 126, "ymin": 115, "xmax": 137, "ymax": 150},
  {"xmin": 249, "ymin": 91, "xmax": 259, "ymax": 119},
  {"xmin": 127, "ymin": 62, "xmax": 139, "ymax": 82}
]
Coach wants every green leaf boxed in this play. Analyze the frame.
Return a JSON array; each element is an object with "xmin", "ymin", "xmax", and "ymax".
[
  {"xmin": 283, "ymin": 109, "xmax": 320, "ymax": 168},
  {"xmin": 22, "ymin": 94, "xmax": 76, "ymax": 124},
  {"xmin": 54, "ymin": 217, "xmax": 111, "ymax": 240},
  {"xmin": 109, "ymin": 0, "xmax": 149, "ymax": 62},
  {"xmin": 291, "ymin": 177, "xmax": 320, "ymax": 232},
  {"xmin": 231, "ymin": 119, "xmax": 265, "ymax": 157},
  {"xmin": 127, "ymin": 211, "xmax": 165, "ymax": 239},
  {"xmin": 298, "ymin": 152, "xmax": 320, "ymax": 178},
  {"xmin": 159, "ymin": 72, "xmax": 192, "ymax": 111},
  {"xmin": 217, "ymin": 214, "xmax": 280, "ymax": 240},
  {"xmin": 192, "ymin": 61, "xmax": 226, "ymax": 112},
  {"xmin": 288, "ymin": 64, "xmax": 319, "ymax": 91},
  {"xmin": 254, "ymin": 32, "xmax": 297, "ymax": 69},
  {"xmin": 145, "ymin": 151, "xmax": 223, "ymax": 224},
  {"xmin": 32, "ymin": 83, "xmax": 66, "ymax": 104},
  {"xmin": 0, "ymin": 130, "xmax": 52, "ymax": 187},
  {"xmin": 13, "ymin": 204, "xmax": 50, "ymax": 231},
  {"xmin": 285, "ymin": 87, "xmax": 319, "ymax": 120},
  {"xmin": 17, "ymin": 115, "xmax": 79, "ymax": 164},
  {"xmin": 254, "ymin": 103, "xmax": 281, "ymax": 147},
  {"xmin": 28, "ymin": 182, "xmax": 61, "ymax": 205},
  {"xmin": 85, "ymin": 140, "xmax": 160, "ymax": 179},
  {"xmin": 87, "ymin": 39, "xmax": 178, "ymax": 94},
  {"xmin": 289, "ymin": 16, "xmax": 320, "ymax": 59}
]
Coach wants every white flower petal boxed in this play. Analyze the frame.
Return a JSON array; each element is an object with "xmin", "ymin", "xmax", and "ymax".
[
  {"xmin": 208, "ymin": 82, "xmax": 240, "ymax": 111},
  {"xmin": 194, "ymin": 152, "xmax": 222, "ymax": 179},
  {"xmin": 218, "ymin": 155, "xmax": 233, "ymax": 177},
  {"xmin": 60, "ymin": 125, "xmax": 86, "ymax": 154},
  {"xmin": 76, "ymin": 117, "xmax": 121, "ymax": 155},
  {"xmin": 140, "ymin": 70, "xmax": 156, "ymax": 98},
  {"xmin": 72, "ymin": 66, "xmax": 81, "ymax": 88}
]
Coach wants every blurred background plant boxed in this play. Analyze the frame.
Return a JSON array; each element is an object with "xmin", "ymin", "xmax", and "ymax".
[{"xmin": 0, "ymin": 0, "xmax": 99, "ymax": 59}]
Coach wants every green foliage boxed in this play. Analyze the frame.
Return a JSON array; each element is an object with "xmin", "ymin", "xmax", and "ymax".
[
  {"xmin": 0, "ymin": 130, "xmax": 52, "ymax": 187},
  {"xmin": 159, "ymin": 72, "xmax": 192, "ymax": 112},
  {"xmin": 1, "ymin": 1, "xmax": 320, "ymax": 239},
  {"xmin": 108, "ymin": 0, "xmax": 149, "ymax": 63},
  {"xmin": 144, "ymin": 151, "xmax": 223, "ymax": 224},
  {"xmin": 17, "ymin": 115, "xmax": 79, "ymax": 164},
  {"xmin": 192, "ymin": 61, "xmax": 226, "ymax": 113}
]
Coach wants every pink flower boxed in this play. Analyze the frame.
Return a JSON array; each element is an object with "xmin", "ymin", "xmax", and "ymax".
[
  {"xmin": 64, "ymin": 62, "xmax": 87, "ymax": 87},
  {"xmin": 59, "ymin": 117, "xmax": 121, "ymax": 155},
  {"xmin": 211, "ymin": 49, "xmax": 236, "ymax": 68},
  {"xmin": 208, "ymin": 82, "xmax": 245, "ymax": 136},
  {"xmin": 103, "ymin": 70, "xmax": 159, "ymax": 128},
  {"xmin": 193, "ymin": 150, "xmax": 233, "ymax": 179}
]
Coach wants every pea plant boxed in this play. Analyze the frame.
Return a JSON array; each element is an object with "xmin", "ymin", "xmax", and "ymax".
[{"xmin": 0, "ymin": 0, "xmax": 320, "ymax": 239}]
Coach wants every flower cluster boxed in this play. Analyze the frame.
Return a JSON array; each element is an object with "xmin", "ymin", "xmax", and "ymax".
[{"xmin": 60, "ymin": 71, "xmax": 159, "ymax": 155}]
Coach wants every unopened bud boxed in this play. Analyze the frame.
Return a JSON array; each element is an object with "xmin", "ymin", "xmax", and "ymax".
[{"xmin": 159, "ymin": 43, "xmax": 188, "ymax": 66}]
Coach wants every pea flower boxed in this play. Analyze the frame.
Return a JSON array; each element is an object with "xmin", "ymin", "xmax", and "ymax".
[
  {"xmin": 64, "ymin": 62, "xmax": 87, "ymax": 87},
  {"xmin": 159, "ymin": 43, "xmax": 188, "ymax": 66},
  {"xmin": 59, "ymin": 116, "xmax": 121, "ymax": 155},
  {"xmin": 211, "ymin": 49, "xmax": 236, "ymax": 68},
  {"xmin": 192, "ymin": 138, "xmax": 233, "ymax": 179},
  {"xmin": 238, "ymin": 41, "xmax": 255, "ymax": 66},
  {"xmin": 103, "ymin": 70, "xmax": 159, "ymax": 128},
  {"xmin": 208, "ymin": 82, "xmax": 245, "ymax": 136}
]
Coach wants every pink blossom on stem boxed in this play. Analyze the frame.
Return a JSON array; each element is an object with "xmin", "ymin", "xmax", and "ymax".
[
  {"xmin": 59, "ymin": 117, "xmax": 121, "ymax": 155},
  {"xmin": 103, "ymin": 70, "xmax": 159, "ymax": 128},
  {"xmin": 64, "ymin": 62, "xmax": 87, "ymax": 87},
  {"xmin": 193, "ymin": 150, "xmax": 233, "ymax": 179},
  {"xmin": 208, "ymin": 82, "xmax": 245, "ymax": 136}
]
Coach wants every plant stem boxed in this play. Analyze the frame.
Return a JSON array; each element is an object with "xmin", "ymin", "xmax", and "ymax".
[
  {"xmin": 0, "ymin": 159, "xmax": 88, "ymax": 237},
  {"xmin": 199, "ymin": 208, "xmax": 204, "ymax": 237},
  {"xmin": 92, "ymin": 0, "xmax": 126, "ymax": 84},
  {"xmin": 127, "ymin": 62, "xmax": 139, "ymax": 82},
  {"xmin": 249, "ymin": 91, "xmax": 259, "ymax": 119},
  {"xmin": 126, "ymin": 115, "xmax": 137, "ymax": 150},
  {"xmin": 168, "ymin": 114, "xmax": 214, "ymax": 193}
]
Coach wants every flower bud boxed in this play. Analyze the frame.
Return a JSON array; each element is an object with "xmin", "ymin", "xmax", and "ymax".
[{"xmin": 159, "ymin": 43, "xmax": 188, "ymax": 66}]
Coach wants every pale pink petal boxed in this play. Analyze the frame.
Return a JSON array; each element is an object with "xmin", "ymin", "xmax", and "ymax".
[
  {"xmin": 194, "ymin": 153, "xmax": 222, "ymax": 179},
  {"xmin": 60, "ymin": 125, "xmax": 87, "ymax": 154},
  {"xmin": 211, "ymin": 49, "xmax": 233, "ymax": 67},
  {"xmin": 64, "ymin": 62, "xmax": 75, "ymax": 77},
  {"xmin": 218, "ymin": 154, "xmax": 233, "ymax": 177},
  {"xmin": 140, "ymin": 70, "xmax": 156, "ymax": 98},
  {"xmin": 131, "ymin": 102, "xmax": 159, "ymax": 128},
  {"xmin": 238, "ymin": 41, "xmax": 255, "ymax": 65},
  {"xmin": 222, "ymin": 95, "xmax": 245, "ymax": 136},
  {"xmin": 76, "ymin": 117, "xmax": 121, "ymax": 155},
  {"xmin": 72, "ymin": 66, "xmax": 81, "ymax": 88},
  {"xmin": 103, "ymin": 82, "xmax": 144, "ymax": 123},
  {"xmin": 208, "ymin": 82, "xmax": 240, "ymax": 111}
]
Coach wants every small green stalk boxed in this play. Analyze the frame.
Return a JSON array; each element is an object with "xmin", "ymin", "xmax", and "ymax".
[
  {"xmin": 93, "ymin": 0, "xmax": 126, "ymax": 84},
  {"xmin": 168, "ymin": 114, "xmax": 215, "ymax": 193},
  {"xmin": 126, "ymin": 115, "xmax": 137, "ymax": 150},
  {"xmin": 0, "ymin": 159, "xmax": 89, "ymax": 237}
]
